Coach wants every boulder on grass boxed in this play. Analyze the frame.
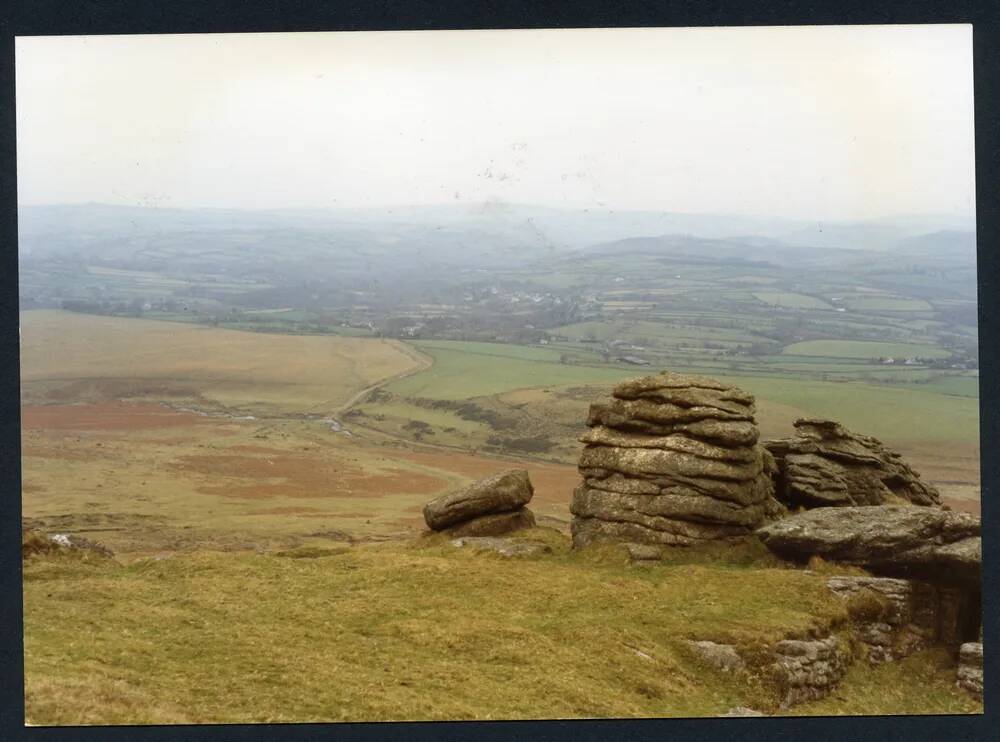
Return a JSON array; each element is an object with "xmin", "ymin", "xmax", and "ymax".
[{"xmin": 423, "ymin": 469, "xmax": 534, "ymax": 531}]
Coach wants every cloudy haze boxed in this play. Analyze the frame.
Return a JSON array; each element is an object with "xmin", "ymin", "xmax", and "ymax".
[{"xmin": 15, "ymin": 25, "xmax": 975, "ymax": 222}]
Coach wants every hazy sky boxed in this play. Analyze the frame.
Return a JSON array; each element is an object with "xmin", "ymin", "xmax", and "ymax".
[{"xmin": 15, "ymin": 25, "xmax": 975, "ymax": 221}]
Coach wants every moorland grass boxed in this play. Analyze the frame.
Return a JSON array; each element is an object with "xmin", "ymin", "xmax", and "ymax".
[
  {"xmin": 20, "ymin": 310, "xmax": 421, "ymax": 413},
  {"xmin": 787, "ymin": 647, "xmax": 981, "ymax": 716},
  {"xmin": 22, "ymin": 531, "xmax": 980, "ymax": 725}
]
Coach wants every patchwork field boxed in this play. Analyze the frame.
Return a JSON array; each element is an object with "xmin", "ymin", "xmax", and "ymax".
[{"xmin": 753, "ymin": 291, "xmax": 833, "ymax": 310}]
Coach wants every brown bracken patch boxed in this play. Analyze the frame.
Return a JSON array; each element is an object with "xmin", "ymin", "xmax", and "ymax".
[
  {"xmin": 173, "ymin": 452, "xmax": 447, "ymax": 500},
  {"xmin": 21, "ymin": 403, "xmax": 214, "ymax": 432},
  {"xmin": 941, "ymin": 497, "xmax": 980, "ymax": 516}
]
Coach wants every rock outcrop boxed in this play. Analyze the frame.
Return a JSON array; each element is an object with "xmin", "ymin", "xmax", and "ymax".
[
  {"xmin": 756, "ymin": 505, "xmax": 980, "ymax": 586},
  {"xmin": 956, "ymin": 642, "xmax": 983, "ymax": 698},
  {"xmin": 571, "ymin": 372, "xmax": 783, "ymax": 553},
  {"xmin": 423, "ymin": 469, "xmax": 535, "ymax": 536},
  {"xmin": 826, "ymin": 576, "xmax": 957, "ymax": 663},
  {"xmin": 686, "ymin": 640, "xmax": 746, "ymax": 673},
  {"xmin": 765, "ymin": 419, "xmax": 940, "ymax": 508},
  {"xmin": 770, "ymin": 636, "xmax": 850, "ymax": 707}
]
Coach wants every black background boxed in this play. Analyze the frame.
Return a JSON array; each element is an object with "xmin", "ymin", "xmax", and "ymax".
[{"xmin": 0, "ymin": 2, "xmax": 996, "ymax": 741}]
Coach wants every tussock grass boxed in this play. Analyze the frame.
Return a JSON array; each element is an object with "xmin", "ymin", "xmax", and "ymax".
[
  {"xmin": 272, "ymin": 546, "xmax": 351, "ymax": 559},
  {"xmin": 22, "ymin": 529, "xmax": 59, "ymax": 558},
  {"xmin": 23, "ymin": 528, "xmax": 977, "ymax": 725}
]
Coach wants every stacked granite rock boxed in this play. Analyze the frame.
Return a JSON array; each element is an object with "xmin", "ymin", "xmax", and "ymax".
[
  {"xmin": 423, "ymin": 469, "xmax": 536, "ymax": 537},
  {"xmin": 571, "ymin": 371, "xmax": 784, "ymax": 553},
  {"xmin": 765, "ymin": 418, "xmax": 940, "ymax": 508}
]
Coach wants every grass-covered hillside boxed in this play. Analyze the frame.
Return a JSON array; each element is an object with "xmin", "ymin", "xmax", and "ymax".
[{"xmin": 22, "ymin": 532, "xmax": 981, "ymax": 725}]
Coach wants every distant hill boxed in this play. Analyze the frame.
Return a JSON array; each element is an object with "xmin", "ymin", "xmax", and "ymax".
[
  {"xmin": 892, "ymin": 230, "xmax": 977, "ymax": 259},
  {"xmin": 17, "ymin": 202, "xmax": 975, "ymax": 260}
]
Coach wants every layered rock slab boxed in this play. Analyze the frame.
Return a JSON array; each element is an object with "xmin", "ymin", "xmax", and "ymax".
[
  {"xmin": 571, "ymin": 372, "xmax": 784, "ymax": 551},
  {"xmin": 765, "ymin": 418, "xmax": 940, "ymax": 508},
  {"xmin": 757, "ymin": 505, "xmax": 980, "ymax": 585}
]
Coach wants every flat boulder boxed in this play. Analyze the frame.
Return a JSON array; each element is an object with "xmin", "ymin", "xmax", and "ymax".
[
  {"xmin": 756, "ymin": 505, "xmax": 980, "ymax": 585},
  {"xmin": 423, "ymin": 469, "xmax": 534, "ymax": 531}
]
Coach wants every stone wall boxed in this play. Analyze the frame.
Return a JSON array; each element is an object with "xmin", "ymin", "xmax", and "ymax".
[
  {"xmin": 826, "ymin": 575, "xmax": 980, "ymax": 664},
  {"xmin": 770, "ymin": 636, "xmax": 850, "ymax": 707}
]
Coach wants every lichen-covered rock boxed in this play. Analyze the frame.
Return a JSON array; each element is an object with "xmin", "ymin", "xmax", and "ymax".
[
  {"xmin": 572, "ymin": 371, "xmax": 783, "ymax": 552},
  {"xmin": 686, "ymin": 640, "xmax": 746, "ymax": 673},
  {"xmin": 423, "ymin": 469, "xmax": 533, "ymax": 531},
  {"xmin": 757, "ymin": 506, "xmax": 980, "ymax": 585},
  {"xmin": 450, "ymin": 537, "xmax": 551, "ymax": 557},
  {"xmin": 956, "ymin": 642, "xmax": 983, "ymax": 697},
  {"xmin": 442, "ymin": 508, "xmax": 536, "ymax": 537},
  {"xmin": 771, "ymin": 636, "xmax": 850, "ymax": 706},
  {"xmin": 765, "ymin": 418, "xmax": 940, "ymax": 508}
]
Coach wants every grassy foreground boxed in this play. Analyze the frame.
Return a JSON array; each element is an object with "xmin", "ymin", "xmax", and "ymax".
[{"xmin": 22, "ymin": 531, "xmax": 980, "ymax": 725}]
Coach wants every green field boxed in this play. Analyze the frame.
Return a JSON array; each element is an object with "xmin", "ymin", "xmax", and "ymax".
[
  {"xmin": 782, "ymin": 340, "xmax": 951, "ymax": 360},
  {"xmin": 377, "ymin": 339, "xmax": 979, "ymax": 447},
  {"xmin": 753, "ymin": 291, "xmax": 833, "ymax": 310},
  {"xmin": 553, "ymin": 320, "xmax": 755, "ymax": 347},
  {"xmin": 714, "ymin": 374, "xmax": 979, "ymax": 446},
  {"xmin": 354, "ymin": 330, "xmax": 973, "ymax": 471},
  {"xmin": 388, "ymin": 341, "xmax": 632, "ymax": 400},
  {"xmin": 843, "ymin": 297, "xmax": 934, "ymax": 312}
]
